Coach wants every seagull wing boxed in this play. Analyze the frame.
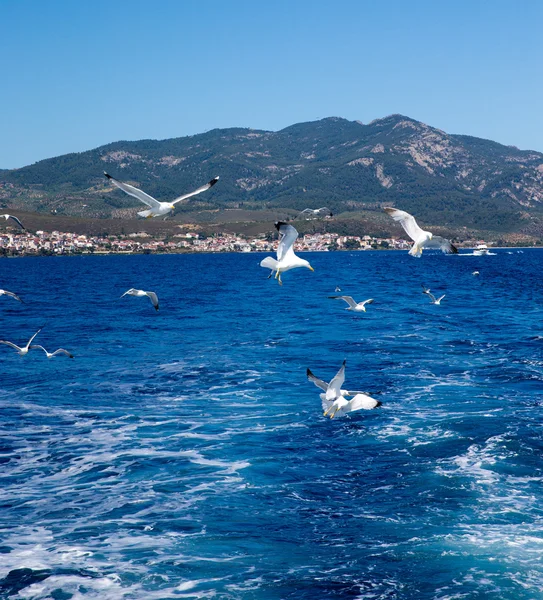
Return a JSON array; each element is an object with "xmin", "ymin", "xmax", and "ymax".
[
  {"xmin": 275, "ymin": 222, "xmax": 299, "ymax": 261},
  {"xmin": 104, "ymin": 172, "xmax": 161, "ymax": 209},
  {"xmin": 145, "ymin": 292, "xmax": 159, "ymax": 310},
  {"xmin": 423, "ymin": 235, "xmax": 458, "ymax": 254},
  {"xmin": 437, "ymin": 295, "xmax": 446, "ymax": 303},
  {"xmin": 51, "ymin": 348, "xmax": 74, "ymax": 358},
  {"xmin": 326, "ymin": 360, "xmax": 346, "ymax": 401},
  {"xmin": 427, "ymin": 292, "xmax": 437, "ymax": 303},
  {"xmin": 328, "ymin": 296, "xmax": 357, "ymax": 309},
  {"xmin": 171, "ymin": 176, "xmax": 220, "ymax": 205},
  {"xmin": 345, "ymin": 393, "xmax": 382, "ymax": 412},
  {"xmin": 5, "ymin": 215, "xmax": 25, "ymax": 229},
  {"xmin": 306, "ymin": 368, "xmax": 329, "ymax": 392},
  {"xmin": 360, "ymin": 299, "xmax": 374, "ymax": 308},
  {"xmin": 29, "ymin": 344, "xmax": 47, "ymax": 354},
  {"xmin": 120, "ymin": 288, "xmax": 136, "ymax": 298},
  {"xmin": 421, "ymin": 284, "xmax": 430, "ymax": 294},
  {"xmin": 0, "ymin": 340, "xmax": 22, "ymax": 351},
  {"xmin": 3, "ymin": 290, "xmax": 23, "ymax": 302},
  {"xmin": 384, "ymin": 208, "xmax": 426, "ymax": 243},
  {"xmin": 27, "ymin": 328, "xmax": 42, "ymax": 347}
]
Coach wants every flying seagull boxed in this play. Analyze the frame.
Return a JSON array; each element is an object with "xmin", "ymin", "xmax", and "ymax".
[
  {"xmin": 307, "ymin": 361, "xmax": 381, "ymax": 418},
  {"xmin": 472, "ymin": 271, "xmax": 480, "ymax": 276},
  {"xmin": 0, "ymin": 328, "xmax": 42, "ymax": 356},
  {"xmin": 384, "ymin": 207, "xmax": 457, "ymax": 257},
  {"xmin": 328, "ymin": 296, "xmax": 374, "ymax": 312},
  {"xmin": 0, "ymin": 289, "xmax": 23, "ymax": 303},
  {"xmin": 427, "ymin": 291, "xmax": 445, "ymax": 305},
  {"xmin": 30, "ymin": 345, "xmax": 74, "ymax": 359},
  {"xmin": 335, "ymin": 286, "xmax": 342, "ymax": 292},
  {"xmin": 104, "ymin": 172, "xmax": 219, "ymax": 218},
  {"xmin": 260, "ymin": 222, "xmax": 314, "ymax": 285},
  {"xmin": 121, "ymin": 288, "xmax": 159, "ymax": 311},
  {"xmin": 1, "ymin": 214, "xmax": 25, "ymax": 229},
  {"xmin": 296, "ymin": 207, "xmax": 333, "ymax": 219}
]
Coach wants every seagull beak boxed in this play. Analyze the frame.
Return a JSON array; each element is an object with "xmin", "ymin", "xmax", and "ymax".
[{"xmin": 308, "ymin": 266, "xmax": 315, "ymax": 272}]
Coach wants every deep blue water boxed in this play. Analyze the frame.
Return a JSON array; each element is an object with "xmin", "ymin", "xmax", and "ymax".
[{"xmin": 1, "ymin": 249, "xmax": 543, "ymax": 599}]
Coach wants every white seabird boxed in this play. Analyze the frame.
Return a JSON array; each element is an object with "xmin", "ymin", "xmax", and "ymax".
[
  {"xmin": 472, "ymin": 271, "xmax": 480, "ymax": 276},
  {"xmin": 0, "ymin": 214, "xmax": 25, "ymax": 229},
  {"xmin": 260, "ymin": 222, "xmax": 314, "ymax": 285},
  {"xmin": 384, "ymin": 207, "xmax": 457, "ymax": 257},
  {"xmin": 121, "ymin": 288, "xmax": 159, "ymax": 311},
  {"xmin": 296, "ymin": 207, "xmax": 333, "ymax": 219},
  {"xmin": 0, "ymin": 289, "xmax": 23, "ymax": 303},
  {"xmin": 30, "ymin": 345, "xmax": 73, "ymax": 358},
  {"xmin": 104, "ymin": 172, "xmax": 219, "ymax": 218},
  {"xmin": 307, "ymin": 361, "xmax": 381, "ymax": 418},
  {"xmin": 328, "ymin": 295, "xmax": 373, "ymax": 312},
  {"xmin": 426, "ymin": 291, "xmax": 445, "ymax": 305},
  {"xmin": 0, "ymin": 328, "xmax": 42, "ymax": 356}
]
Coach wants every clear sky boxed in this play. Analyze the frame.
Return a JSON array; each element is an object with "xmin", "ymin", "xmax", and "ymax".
[{"xmin": 1, "ymin": 0, "xmax": 542, "ymax": 169}]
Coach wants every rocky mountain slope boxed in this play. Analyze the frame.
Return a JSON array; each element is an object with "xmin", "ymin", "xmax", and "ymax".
[{"xmin": 2, "ymin": 114, "xmax": 543, "ymax": 235}]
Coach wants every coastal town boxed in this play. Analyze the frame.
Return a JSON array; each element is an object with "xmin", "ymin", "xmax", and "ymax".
[{"xmin": 0, "ymin": 228, "xmax": 417, "ymax": 256}]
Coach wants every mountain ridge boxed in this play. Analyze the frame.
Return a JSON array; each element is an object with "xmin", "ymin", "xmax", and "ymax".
[{"xmin": 1, "ymin": 114, "xmax": 543, "ymax": 237}]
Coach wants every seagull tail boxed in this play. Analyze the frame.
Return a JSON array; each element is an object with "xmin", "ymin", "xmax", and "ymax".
[
  {"xmin": 137, "ymin": 209, "xmax": 154, "ymax": 218},
  {"xmin": 260, "ymin": 256, "xmax": 279, "ymax": 270}
]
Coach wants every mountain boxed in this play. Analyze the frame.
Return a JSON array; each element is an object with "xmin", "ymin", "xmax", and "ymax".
[{"xmin": 2, "ymin": 115, "xmax": 543, "ymax": 237}]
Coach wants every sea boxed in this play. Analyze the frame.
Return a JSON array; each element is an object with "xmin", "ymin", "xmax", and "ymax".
[{"xmin": 1, "ymin": 248, "xmax": 542, "ymax": 599}]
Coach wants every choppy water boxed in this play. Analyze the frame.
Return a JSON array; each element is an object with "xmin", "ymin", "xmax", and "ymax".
[{"xmin": 1, "ymin": 249, "xmax": 542, "ymax": 599}]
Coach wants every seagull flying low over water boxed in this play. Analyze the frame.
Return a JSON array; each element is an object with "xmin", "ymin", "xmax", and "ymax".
[
  {"xmin": 384, "ymin": 207, "xmax": 457, "ymax": 258},
  {"xmin": 0, "ymin": 328, "xmax": 42, "ymax": 356},
  {"xmin": 1, "ymin": 214, "xmax": 25, "ymax": 229},
  {"xmin": 328, "ymin": 296, "xmax": 374, "ymax": 312},
  {"xmin": 104, "ymin": 172, "xmax": 219, "ymax": 218},
  {"xmin": 260, "ymin": 222, "xmax": 314, "ymax": 285},
  {"xmin": 30, "ymin": 345, "xmax": 74, "ymax": 359},
  {"xmin": 307, "ymin": 361, "xmax": 381, "ymax": 418},
  {"xmin": 0, "ymin": 289, "xmax": 23, "ymax": 303},
  {"xmin": 121, "ymin": 288, "xmax": 159, "ymax": 311},
  {"xmin": 425, "ymin": 290, "xmax": 445, "ymax": 305},
  {"xmin": 472, "ymin": 271, "xmax": 480, "ymax": 276}
]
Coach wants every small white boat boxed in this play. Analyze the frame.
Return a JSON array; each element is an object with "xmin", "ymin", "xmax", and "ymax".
[{"xmin": 473, "ymin": 243, "xmax": 490, "ymax": 256}]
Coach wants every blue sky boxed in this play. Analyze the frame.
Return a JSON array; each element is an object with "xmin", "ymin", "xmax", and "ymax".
[{"xmin": 1, "ymin": 0, "xmax": 542, "ymax": 168}]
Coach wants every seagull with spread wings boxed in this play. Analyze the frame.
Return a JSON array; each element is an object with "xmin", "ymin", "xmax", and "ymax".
[
  {"xmin": 1, "ymin": 214, "xmax": 25, "ymax": 229},
  {"xmin": 260, "ymin": 222, "xmax": 314, "ymax": 285},
  {"xmin": 296, "ymin": 207, "xmax": 333, "ymax": 219},
  {"xmin": 30, "ymin": 345, "xmax": 74, "ymax": 359},
  {"xmin": 0, "ymin": 328, "xmax": 42, "ymax": 356},
  {"xmin": 104, "ymin": 172, "xmax": 219, "ymax": 218},
  {"xmin": 427, "ymin": 291, "xmax": 446, "ymax": 305},
  {"xmin": 384, "ymin": 207, "xmax": 457, "ymax": 258},
  {"xmin": 307, "ymin": 361, "xmax": 381, "ymax": 418},
  {"xmin": 328, "ymin": 296, "xmax": 373, "ymax": 312},
  {"xmin": 121, "ymin": 288, "xmax": 159, "ymax": 311}
]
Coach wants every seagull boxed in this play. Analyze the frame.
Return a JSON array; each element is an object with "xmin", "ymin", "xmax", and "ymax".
[
  {"xmin": 384, "ymin": 207, "xmax": 457, "ymax": 257},
  {"xmin": 0, "ymin": 289, "xmax": 23, "ymax": 303},
  {"xmin": 307, "ymin": 361, "xmax": 381, "ymax": 418},
  {"xmin": 104, "ymin": 172, "xmax": 219, "ymax": 218},
  {"xmin": 335, "ymin": 286, "xmax": 342, "ymax": 292},
  {"xmin": 30, "ymin": 345, "xmax": 74, "ymax": 359},
  {"xmin": 121, "ymin": 288, "xmax": 159, "ymax": 311},
  {"xmin": 0, "ymin": 214, "xmax": 25, "ymax": 229},
  {"xmin": 296, "ymin": 207, "xmax": 333, "ymax": 219},
  {"xmin": 426, "ymin": 291, "xmax": 445, "ymax": 305},
  {"xmin": 328, "ymin": 296, "xmax": 374, "ymax": 312},
  {"xmin": 0, "ymin": 328, "xmax": 42, "ymax": 356},
  {"xmin": 260, "ymin": 222, "xmax": 314, "ymax": 285},
  {"xmin": 472, "ymin": 271, "xmax": 480, "ymax": 276}
]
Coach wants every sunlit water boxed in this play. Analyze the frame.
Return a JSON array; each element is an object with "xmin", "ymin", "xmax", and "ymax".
[{"xmin": 1, "ymin": 249, "xmax": 542, "ymax": 599}]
